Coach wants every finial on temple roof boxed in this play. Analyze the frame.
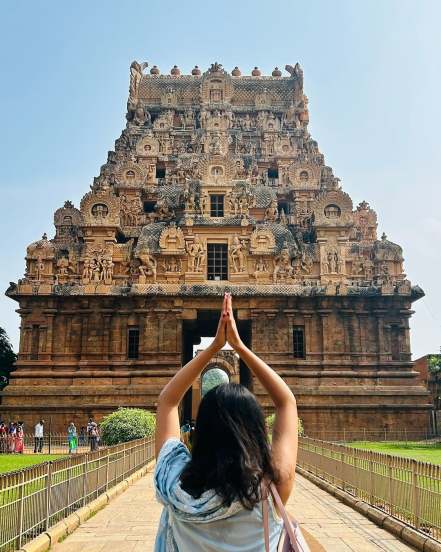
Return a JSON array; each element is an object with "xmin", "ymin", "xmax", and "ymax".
[
  {"xmin": 381, "ymin": 232, "xmax": 387, "ymax": 241},
  {"xmin": 209, "ymin": 62, "xmax": 223, "ymax": 73}
]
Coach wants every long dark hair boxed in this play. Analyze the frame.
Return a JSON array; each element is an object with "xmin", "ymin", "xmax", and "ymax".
[{"xmin": 180, "ymin": 383, "xmax": 276, "ymax": 510}]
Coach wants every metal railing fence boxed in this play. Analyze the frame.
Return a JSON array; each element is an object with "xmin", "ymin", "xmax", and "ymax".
[
  {"xmin": 297, "ymin": 437, "xmax": 441, "ymax": 543},
  {"xmin": 0, "ymin": 437, "xmax": 154, "ymax": 551},
  {"xmin": 303, "ymin": 427, "xmax": 438, "ymax": 443},
  {"xmin": 0, "ymin": 433, "xmax": 94, "ymax": 455}
]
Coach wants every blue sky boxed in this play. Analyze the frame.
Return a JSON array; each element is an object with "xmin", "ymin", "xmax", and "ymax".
[{"xmin": 0, "ymin": 1, "xmax": 440, "ymax": 357}]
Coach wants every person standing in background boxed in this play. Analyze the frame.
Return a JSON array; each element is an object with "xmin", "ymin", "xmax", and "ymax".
[
  {"xmin": 67, "ymin": 422, "xmax": 78, "ymax": 454},
  {"xmin": 15, "ymin": 423, "xmax": 24, "ymax": 454},
  {"xmin": 34, "ymin": 419, "xmax": 44, "ymax": 453},
  {"xmin": 89, "ymin": 422, "xmax": 98, "ymax": 452},
  {"xmin": 7, "ymin": 422, "xmax": 16, "ymax": 453}
]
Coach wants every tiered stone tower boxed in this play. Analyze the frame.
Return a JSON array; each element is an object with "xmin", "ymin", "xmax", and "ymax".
[{"xmin": 3, "ymin": 61, "xmax": 431, "ymax": 432}]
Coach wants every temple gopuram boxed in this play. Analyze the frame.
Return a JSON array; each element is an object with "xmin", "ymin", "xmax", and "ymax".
[{"xmin": 3, "ymin": 61, "xmax": 431, "ymax": 432}]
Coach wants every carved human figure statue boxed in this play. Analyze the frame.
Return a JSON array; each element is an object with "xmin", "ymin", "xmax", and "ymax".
[
  {"xmin": 273, "ymin": 245, "xmax": 293, "ymax": 283},
  {"xmin": 35, "ymin": 257, "xmax": 45, "ymax": 281},
  {"xmin": 230, "ymin": 236, "xmax": 245, "ymax": 272},
  {"xmin": 129, "ymin": 61, "xmax": 147, "ymax": 103},
  {"xmin": 186, "ymin": 236, "xmax": 205, "ymax": 272},
  {"xmin": 56, "ymin": 256, "xmax": 70, "ymax": 276},
  {"xmin": 139, "ymin": 249, "xmax": 157, "ymax": 283},
  {"xmin": 102, "ymin": 257, "xmax": 114, "ymax": 285},
  {"xmin": 265, "ymin": 200, "xmax": 278, "ymax": 222},
  {"xmin": 254, "ymin": 257, "xmax": 268, "ymax": 276}
]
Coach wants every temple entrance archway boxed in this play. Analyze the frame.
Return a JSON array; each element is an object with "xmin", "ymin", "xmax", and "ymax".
[{"xmin": 181, "ymin": 309, "xmax": 252, "ymax": 421}]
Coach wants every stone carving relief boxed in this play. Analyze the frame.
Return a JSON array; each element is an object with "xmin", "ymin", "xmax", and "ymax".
[
  {"xmin": 26, "ymin": 234, "xmax": 56, "ymax": 282},
  {"xmin": 159, "ymin": 224, "xmax": 185, "ymax": 254},
  {"xmin": 54, "ymin": 201, "xmax": 83, "ymax": 242},
  {"xmin": 253, "ymin": 257, "xmax": 270, "ymax": 279},
  {"xmin": 149, "ymin": 198, "xmax": 175, "ymax": 222},
  {"xmin": 81, "ymin": 246, "xmax": 114, "ymax": 285},
  {"xmin": 153, "ymin": 110, "xmax": 174, "ymax": 131},
  {"xmin": 226, "ymin": 184, "xmax": 255, "ymax": 217},
  {"xmin": 250, "ymin": 228, "xmax": 276, "ymax": 255},
  {"xmin": 321, "ymin": 246, "xmax": 345, "ymax": 275},
  {"xmin": 116, "ymin": 162, "xmax": 147, "ymax": 188},
  {"xmin": 160, "ymin": 87, "xmax": 178, "ymax": 108},
  {"xmin": 312, "ymin": 190, "xmax": 353, "ymax": 227},
  {"xmin": 229, "ymin": 236, "xmax": 247, "ymax": 273},
  {"xmin": 186, "ymin": 235, "xmax": 205, "ymax": 272},
  {"xmin": 136, "ymin": 135, "xmax": 160, "ymax": 157},
  {"xmin": 201, "ymin": 70, "xmax": 233, "ymax": 105},
  {"xmin": 120, "ymin": 195, "xmax": 142, "ymax": 227},
  {"xmin": 80, "ymin": 190, "xmax": 120, "ymax": 227},
  {"xmin": 265, "ymin": 200, "xmax": 279, "ymax": 222},
  {"xmin": 129, "ymin": 61, "xmax": 148, "ymax": 104},
  {"xmin": 273, "ymin": 243, "xmax": 294, "ymax": 283},
  {"xmin": 352, "ymin": 201, "xmax": 378, "ymax": 242},
  {"xmin": 136, "ymin": 248, "xmax": 157, "ymax": 283}
]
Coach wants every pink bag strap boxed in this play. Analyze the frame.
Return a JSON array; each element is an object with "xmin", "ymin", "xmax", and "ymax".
[
  {"xmin": 262, "ymin": 491, "xmax": 270, "ymax": 552},
  {"xmin": 269, "ymin": 482, "xmax": 300, "ymax": 549}
]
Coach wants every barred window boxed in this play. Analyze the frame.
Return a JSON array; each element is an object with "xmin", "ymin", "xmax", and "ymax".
[
  {"xmin": 210, "ymin": 195, "xmax": 224, "ymax": 217},
  {"xmin": 293, "ymin": 326, "xmax": 305, "ymax": 359},
  {"xmin": 207, "ymin": 243, "xmax": 228, "ymax": 281},
  {"xmin": 127, "ymin": 327, "xmax": 140, "ymax": 359}
]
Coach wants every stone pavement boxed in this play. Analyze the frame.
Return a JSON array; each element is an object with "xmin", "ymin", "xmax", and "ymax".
[{"xmin": 51, "ymin": 471, "xmax": 416, "ymax": 552}]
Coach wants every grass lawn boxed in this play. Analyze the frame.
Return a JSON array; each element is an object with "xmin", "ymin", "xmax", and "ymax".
[
  {"xmin": 349, "ymin": 441, "xmax": 441, "ymax": 464},
  {"xmin": 0, "ymin": 454, "xmax": 66, "ymax": 474}
]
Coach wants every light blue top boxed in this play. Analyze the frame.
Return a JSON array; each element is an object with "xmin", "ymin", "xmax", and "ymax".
[{"xmin": 154, "ymin": 438, "xmax": 283, "ymax": 551}]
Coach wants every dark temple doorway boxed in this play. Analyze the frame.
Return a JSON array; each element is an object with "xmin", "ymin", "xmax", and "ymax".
[{"xmin": 181, "ymin": 310, "xmax": 252, "ymax": 421}]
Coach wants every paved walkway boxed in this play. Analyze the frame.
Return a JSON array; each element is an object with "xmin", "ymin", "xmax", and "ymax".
[{"xmin": 52, "ymin": 471, "xmax": 416, "ymax": 552}]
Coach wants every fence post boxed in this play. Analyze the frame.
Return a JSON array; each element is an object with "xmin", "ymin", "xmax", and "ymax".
[
  {"xmin": 387, "ymin": 455, "xmax": 393, "ymax": 516},
  {"xmin": 369, "ymin": 458, "xmax": 374, "ymax": 505},
  {"xmin": 66, "ymin": 465, "xmax": 71, "ymax": 514},
  {"xmin": 105, "ymin": 449, "xmax": 110, "ymax": 491},
  {"xmin": 16, "ymin": 471, "xmax": 25, "ymax": 548},
  {"xmin": 82, "ymin": 455, "xmax": 88, "ymax": 506},
  {"xmin": 45, "ymin": 462, "xmax": 53, "ymax": 531},
  {"xmin": 340, "ymin": 450, "xmax": 345, "ymax": 490},
  {"xmin": 411, "ymin": 459, "xmax": 420, "ymax": 529}
]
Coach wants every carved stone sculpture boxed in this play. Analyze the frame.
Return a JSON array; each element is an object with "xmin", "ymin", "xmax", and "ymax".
[
  {"xmin": 186, "ymin": 236, "xmax": 205, "ymax": 272},
  {"xmin": 230, "ymin": 236, "xmax": 246, "ymax": 272}
]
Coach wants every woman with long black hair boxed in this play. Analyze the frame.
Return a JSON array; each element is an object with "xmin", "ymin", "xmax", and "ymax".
[{"xmin": 154, "ymin": 293, "xmax": 298, "ymax": 551}]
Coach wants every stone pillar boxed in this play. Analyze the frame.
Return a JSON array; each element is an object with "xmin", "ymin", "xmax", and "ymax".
[
  {"xmin": 145, "ymin": 313, "xmax": 159, "ymax": 353},
  {"xmin": 45, "ymin": 313, "xmax": 55, "ymax": 358},
  {"xmin": 375, "ymin": 311, "xmax": 387, "ymax": 363},
  {"xmin": 318, "ymin": 310, "xmax": 331, "ymax": 363},
  {"xmin": 80, "ymin": 314, "xmax": 89, "ymax": 360},
  {"xmin": 102, "ymin": 313, "xmax": 112, "ymax": 361},
  {"xmin": 120, "ymin": 313, "xmax": 129, "ymax": 358},
  {"xmin": 304, "ymin": 314, "xmax": 312, "ymax": 356}
]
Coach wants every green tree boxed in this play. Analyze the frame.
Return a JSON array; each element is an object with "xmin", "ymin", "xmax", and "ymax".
[
  {"xmin": 266, "ymin": 413, "xmax": 304, "ymax": 436},
  {"xmin": 0, "ymin": 327, "xmax": 17, "ymax": 389},
  {"xmin": 428, "ymin": 355, "xmax": 441, "ymax": 374},
  {"xmin": 100, "ymin": 408, "xmax": 156, "ymax": 446}
]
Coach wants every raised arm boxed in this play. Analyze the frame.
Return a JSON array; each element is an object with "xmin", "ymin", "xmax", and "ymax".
[
  {"xmin": 155, "ymin": 294, "xmax": 228, "ymax": 457},
  {"xmin": 225, "ymin": 293, "xmax": 298, "ymax": 504}
]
